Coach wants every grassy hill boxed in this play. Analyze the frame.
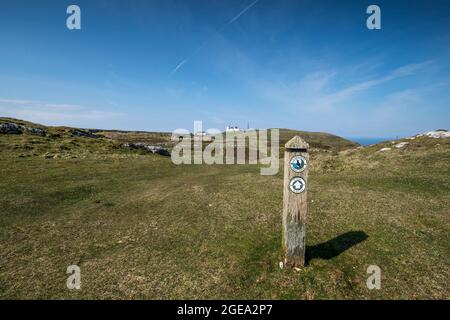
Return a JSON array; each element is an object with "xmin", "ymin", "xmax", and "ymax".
[
  {"xmin": 0, "ymin": 118, "xmax": 448, "ymax": 299},
  {"xmin": 278, "ymin": 128, "xmax": 358, "ymax": 151},
  {"xmin": 0, "ymin": 118, "xmax": 358, "ymax": 160}
]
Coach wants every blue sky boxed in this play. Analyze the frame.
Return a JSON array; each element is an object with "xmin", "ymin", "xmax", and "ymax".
[{"xmin": 0, "ymin": 0, "xmax": 449, "ymax": 137}]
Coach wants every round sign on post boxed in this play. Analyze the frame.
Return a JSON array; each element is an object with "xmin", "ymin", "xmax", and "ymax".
[
  {"xmin": 289, "ymin": 176, "xmax": 306, "ymax": 194},
  {"xmin": 290, "ymin": 155, "xmax": 307, "ymax": 173}
]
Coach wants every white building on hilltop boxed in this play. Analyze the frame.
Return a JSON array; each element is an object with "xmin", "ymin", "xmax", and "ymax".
[{"xmin": 226, "ymin": 125, "xmax": 240, "ymax": 132}]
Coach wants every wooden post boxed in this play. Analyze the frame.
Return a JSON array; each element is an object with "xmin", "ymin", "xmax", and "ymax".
[{"xmin": 282, "ymin": 136, "xmax": 309, "ymax": 267}]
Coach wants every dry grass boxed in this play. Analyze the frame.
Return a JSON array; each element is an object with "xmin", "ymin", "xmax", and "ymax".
[{"xmin": 0, "ymin": 119, "xmax": 448, "ymax": 299}]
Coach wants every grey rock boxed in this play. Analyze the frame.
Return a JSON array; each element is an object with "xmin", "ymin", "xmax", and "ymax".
[
  {"xmin": 0, "ymin": 122, "xmax": 47, "ymax": 136},
  {"xmin": 71, "ymin": 130, "xmax": 99, "ymax": 138},
  {"xmin": 416, "ymin": 130, "xmax": 450, "ymax": 139},
  {"xmin": 24, "ymin": 127, "xmax": 46, "ymax": 136},
  {"xmin": 122, "ymin": 143, "xmax": 170, "ymax": 156},
  {"xmin": 394, "ymin": 142, "xmax": 409, "ymax": 149},
  {"xmin": 0, "ymin": 122, "xmax": 23, "ymax": 134}
]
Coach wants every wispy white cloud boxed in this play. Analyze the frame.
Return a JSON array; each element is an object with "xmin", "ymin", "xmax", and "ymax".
[
  {"xmin": 257, "ymin": 60, "xmax": 435, "ymax": 113},
  {"xmin": 373, "ymin": 81, "xmax": 447, "ymax": 121},
  {"xmin": 0, "ymin": 97, "xmax": 123, "ymax": 126},
  {"xmin": 0, "ymin": 98, "xmax": 82, "ymax": 110},
  {"xmin": 0, "ymin": 98, "xmax": 39, "ymax": 105},
  {"xmin": 384, "ymin": 89, "xmax": 423, "ymax": 105},
  {"xmin": 318, "ymin": 60, "xmax": 434, "ymax": 108},
  {"xmin": 300, "ymin": 71, "xmax": 337, "ymax": 92},
  {"xmin": 374, "ymin": 89, "xmax": 422, "ymax": 116}
]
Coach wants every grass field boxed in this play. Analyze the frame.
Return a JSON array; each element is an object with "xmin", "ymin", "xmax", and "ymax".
[{"xmin": 0, "ymin": 118, "xmax": 449, "ymax": 299}]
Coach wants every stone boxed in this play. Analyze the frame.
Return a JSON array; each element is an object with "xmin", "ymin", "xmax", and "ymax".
[
  {"xmin": 25, "ymin": 127, "xmax": 46, "ymax": 136},
  {"xmin": 0, "ymin": 122, "xmax": 47, "ymax": 136},
  {"xmin": 71, "ymin": 129, "xmax": 99, "ymax": 138},
  {"xmin": 122, "ymin": 143, "xmax": 170, "ymax": 156},
  {"xmin": 424, "ymin": 130, "xmax": 450, "ymax": 139},
  {"xmin": 394, "ymin": 142, "xmax": 409, "ymax": 149},
  {"xmin": 0, "ymin": 122, "xmax": 23, "ymax": 134}
]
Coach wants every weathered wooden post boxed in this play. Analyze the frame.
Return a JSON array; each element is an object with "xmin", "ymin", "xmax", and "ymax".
[{"xmin": 282, "ymin": 136, "xmax": 309, "ymax": 267}]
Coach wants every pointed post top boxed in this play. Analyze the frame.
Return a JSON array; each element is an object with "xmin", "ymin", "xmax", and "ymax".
[{"xmin": 285, "ymin": 136, "xmax": 309, "ymax": 150}]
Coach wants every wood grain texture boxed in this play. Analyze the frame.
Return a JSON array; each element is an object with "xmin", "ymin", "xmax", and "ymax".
[{"xmin": 282, "ymin": 136, "xmax": 309, "ymax": 267}]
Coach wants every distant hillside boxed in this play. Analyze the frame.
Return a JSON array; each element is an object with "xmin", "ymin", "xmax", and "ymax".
[
  {"xmin": 0, "ymin": 117, "xmax": 358, "ymax": 160},
  {"xmin": 99, "ymin": 127, "xmax": 358, "ymax": 152},
  {"xmin": 277, "ymin": 128, "xmax": 358, "ymax": 152}
]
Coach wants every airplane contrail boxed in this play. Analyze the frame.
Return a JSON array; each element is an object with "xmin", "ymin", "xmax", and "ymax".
[
  {"xmin": 170, "ymin": 0, "xmax": 260, "ymax": 75},
  {"xmin": 228, "ymin": 0, "xmax": 260, "ymax": 25},
  {"xmin": 170, "ymin": 58, "xmax": 189, "ymax": 75}
]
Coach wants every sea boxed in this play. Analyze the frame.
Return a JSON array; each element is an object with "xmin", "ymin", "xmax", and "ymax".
[{"xmin": 346, "ymin": 137, "xmax": 395, "ymax": 146}]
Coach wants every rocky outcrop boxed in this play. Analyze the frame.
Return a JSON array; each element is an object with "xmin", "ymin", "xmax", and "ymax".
[
  {"xmin": 122, "ymin": 143, "xmax": 170, "ymax": 156},
  {"xmin": 422, "ymin": 130, "xmax": 450, "ymax": 139},
  {"xmin": 0, "ymin": 122, "xmax": 22, "ymax": 134},
  {"xmin": 24, "ymin": 127, "xmax": 46, "ymax": 136},
  {"xmin": 71, "ymin": 129, "xmax": 99, "ymax": 138},
  {"xmin": 394, "ymin": 142, "xmax": 409, "ymax": 149},
  {"xmin": 414, "ymin": 130, "xmax": 449, "ymax": 139},
  {"xmin": 0, "ymin": 122, "xmax": 46, "ymax": 136}
]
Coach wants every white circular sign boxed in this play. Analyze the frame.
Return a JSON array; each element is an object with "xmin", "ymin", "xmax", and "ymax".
[
  {"xmin": 290, "ymin": 156, "xmax": 307, "ymax": 173},
  {"xmin": 289, "ymin": 177, "xmax": 306, "ymax": 194}
]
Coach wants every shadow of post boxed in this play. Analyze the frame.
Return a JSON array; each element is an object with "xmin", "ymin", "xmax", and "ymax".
[{"xmin": 305, "ymin": 231, "xmax": 368, "ymax": 265}]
